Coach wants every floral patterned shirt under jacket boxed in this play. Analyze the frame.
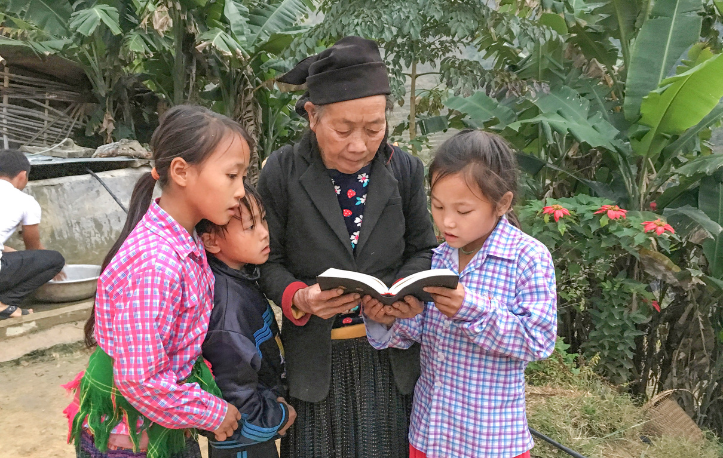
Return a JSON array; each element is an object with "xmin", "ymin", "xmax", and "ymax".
[
  {"xmin": 328, "ymin": 163, "xmax": 371, "ymax": 328},
  {"xmin": 366, "ymin": 217, "xmax": 558, "ymax": 458}
]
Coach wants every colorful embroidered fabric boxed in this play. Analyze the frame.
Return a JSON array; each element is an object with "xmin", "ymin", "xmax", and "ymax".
[{"xmin": 328, "ymin": 164, "xmax": 371, "ymax": 328}]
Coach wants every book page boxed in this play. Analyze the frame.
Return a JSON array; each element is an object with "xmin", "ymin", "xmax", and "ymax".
[
  {"xmin": 317, "ymin": 268, "xmax": 389, "ymax": 294},
  {"xmin": 388, "ymin": 269, "xmax": 457, "ymax": 296}
]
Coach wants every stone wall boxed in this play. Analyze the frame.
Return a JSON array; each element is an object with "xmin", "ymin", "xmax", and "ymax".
[{"xmin": 6, "ymin": 166, "xmax": 153, "ymax": 265}]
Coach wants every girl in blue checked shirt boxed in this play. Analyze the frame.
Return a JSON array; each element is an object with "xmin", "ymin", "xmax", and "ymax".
[{"xmin": 364, "ymin": 129, "xmax": 557, "ymax": 458}]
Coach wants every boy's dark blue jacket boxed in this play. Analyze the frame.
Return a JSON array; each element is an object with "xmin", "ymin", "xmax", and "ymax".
[{"xmin": 202, "ymin": 255, "xmax": 288, "ymax": 446}]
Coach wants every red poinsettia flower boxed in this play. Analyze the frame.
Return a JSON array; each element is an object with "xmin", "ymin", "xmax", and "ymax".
[
  {"xmin": 594, "ymin": 204, "xmax": 627, "ymax": 220},
  {"xmin": 642, "ymin": 219, "xmax": 675, "ymax": 235},
  {"xmin": 651, "ymin": 301, "xmax": 660, "ymax": 313},
  {"xmin": 649, "ymin": 202, "xmax": 657, "ymax": 211},
  {"xmin": 542, "ymin": 204, "xmax": 570, "ymax": 222}
]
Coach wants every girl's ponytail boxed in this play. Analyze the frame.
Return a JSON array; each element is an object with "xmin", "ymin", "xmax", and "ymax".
[
  {"xmin": 506, "ymin": 208, "xmax": 521, "ymax": 229},
  {"xmin": 83, "ymin": 105, "xmax": 253, "ymax": 347},
  {"xmin": 84, "ymin": 171, "xmax": 157, "ymax": 347}
]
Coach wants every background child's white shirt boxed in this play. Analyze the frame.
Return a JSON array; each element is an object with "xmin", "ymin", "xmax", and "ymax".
[{"xmin": 0, "ymin": 179, "xmax": 42, "ymax": 271}]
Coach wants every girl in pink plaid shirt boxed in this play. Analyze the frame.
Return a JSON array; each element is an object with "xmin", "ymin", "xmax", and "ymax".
[
  {"xmin": 364, "ymin": 130, "xmax": 557, "ymax": 458},
  {"xmin": 64, "ymin": 106, "xmax": 255, "ymax": 458}
]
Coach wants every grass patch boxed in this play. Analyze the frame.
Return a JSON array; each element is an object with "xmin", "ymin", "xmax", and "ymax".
[{"xmin": 526, "ymin": 340, "xmax": 723, "ymax": 457}]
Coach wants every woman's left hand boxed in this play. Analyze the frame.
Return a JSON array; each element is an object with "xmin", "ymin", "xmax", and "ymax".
[{"xmin": 424, "ymin": 283, "xmax": 466, "ymax": 318}]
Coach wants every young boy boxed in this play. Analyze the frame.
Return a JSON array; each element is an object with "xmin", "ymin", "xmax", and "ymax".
[
  {"xmin": 0, "ymin": 149, "xmax": 65, "ymax": 319},
  {"xmin": 198, "ymin": 183, "xmax": 295, "ymax": 458}
]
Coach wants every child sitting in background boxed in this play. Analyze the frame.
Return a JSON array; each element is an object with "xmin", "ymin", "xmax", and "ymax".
[{"xmin": 198, "ymin": 182, "xmax": 296, "ymax": 458}]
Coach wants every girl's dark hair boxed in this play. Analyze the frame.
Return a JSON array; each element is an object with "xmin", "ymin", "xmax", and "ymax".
[
  {"xmin": 428, "ymin": 129, "xmax": 520, "ymax": 228},
  {"xmin": 196, "ymin": 181, "xmax": 265, "ymax": 238},
  {"xmin": 84, "ymin": 105, "xmax": 254, "ymax": 347}
]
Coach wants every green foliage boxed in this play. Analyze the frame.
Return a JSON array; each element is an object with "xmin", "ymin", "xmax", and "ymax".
[
  {"xmin": 527, "ymin": 381, "xmax": 723, "ymax": 458},
  {"xmin": 623, "ymin": 0, "xmax": 704, "ymax": 121},
  {"xmin": 526, "ymin": 337, "xmax": 582, "ymax": 386},
  {"xmin": 0, "ymin": 0, "xmax": 313, "ymax": 163},
  {"xmin": 520, "ymin": 195, "xmax": 677, "ymax": 383}
]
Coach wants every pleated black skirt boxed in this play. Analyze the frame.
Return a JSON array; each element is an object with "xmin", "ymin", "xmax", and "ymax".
[{"xmin": 280, "ymin": 337, "xmax": 412, "ymax": 458}]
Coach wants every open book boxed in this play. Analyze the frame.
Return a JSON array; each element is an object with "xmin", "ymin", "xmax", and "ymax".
[{"xmin": 317, "ymin": 268, "xmax": 459, "ymax": 305}]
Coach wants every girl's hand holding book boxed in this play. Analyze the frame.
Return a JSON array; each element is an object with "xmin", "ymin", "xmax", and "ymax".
[
  {"xmin": 213, "ymin": 402, "xmax": 241, "ymax": 441},
  {"xmin": 424, "ymin": 283, "xmax": 466, "ymax": 318},
  {"xmin": 362, "ymin": 295, "xmax": 424, "ymax": 327}
]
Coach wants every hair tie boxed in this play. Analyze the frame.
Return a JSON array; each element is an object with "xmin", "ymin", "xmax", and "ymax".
[{"xmin": 151, "ymin": 167, "xmax": 160, "ymax": 180}]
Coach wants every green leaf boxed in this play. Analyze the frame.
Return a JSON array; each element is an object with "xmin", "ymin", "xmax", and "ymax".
[
  {"xmin": 592, "ymin": 0, "xmax": 639, "ymax": 65},
  {"xmin": 123, "ymin": 31, "xmax": 152, "ymax": 56},
  {"xmin": 258, "ymin": 27, "xmax": 310, "ymax": 54},
  {"xmin": 508, "ymin": 86, "xmax": 621, "ymax": 150},
  {"xmin": 674, "ymin": 152, "xmax": 723, "ymax": 177},
  {"xmin": 69, "ymin": 5, "xmax": 122, "ymax": 37},
  {"xmin": 714, "ymin": 0, "xmax": 723, "ymax": 15},
  {"xmin": 444, "ymin": 92, "xmax": 516, "ymax": 128},
  {"xmin": 516, "ymin": 152, "xmax": 620, "ymax": 200},
  {"xmin": 247, "ymin": 0, "xmax": 312, "ymax": 50},
  {"xmin": 635, "ymin": 54, "xmax": 723, "ymax": 160},
  {"xmin": 623, "ymin": 0, "xmax": 704, "ymax": 121},
  {"xmin": 539, "ymin": 13, "xmax": 568, "ymax": 35},
  {"xmin": 663, "ymin": 204, "xmax": 723, "ymax": 236},
  {"xmin": 699, "ymin": 176, "xmax": 723, "ymax": 277},
  {"xmin": 662, "ymin": 102, "xmax": 723, "ymax": 159},
  {"xmin": 418, "ymin": 116, "xmax": 448, "ymax": 136},
  {"xmin": 224, "ymin": 0, "xmax": 249, "ymax": 45},
  {"xmin": 6, "ymin": 0, "xmax": 72, "ymax": 37},
  {"xmin": 196, "ymin": 28, "xmax": 244, "ymax": 57}
]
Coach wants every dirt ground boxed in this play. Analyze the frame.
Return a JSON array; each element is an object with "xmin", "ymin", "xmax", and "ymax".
[{"xmin": 0, "ymin": 344, "xmax": 210, "ymax": 458}]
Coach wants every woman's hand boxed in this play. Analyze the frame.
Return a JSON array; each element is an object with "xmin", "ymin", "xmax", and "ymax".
[
  {"xmin": 425, "ymin": 283, "xmax": 466, "ymax": 318},
  {"xmin": 213, "ymin": 402, "xmax": 241, "ymax": 441},
  {"xmin": 293, "ymin": 284, "xmax": 360, "ymax": 319}
]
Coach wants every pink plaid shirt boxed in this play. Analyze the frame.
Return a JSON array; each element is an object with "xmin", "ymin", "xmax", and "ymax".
[{"xmin": 94, "ymin": 200, "xmax": 227, "ymax": 435}]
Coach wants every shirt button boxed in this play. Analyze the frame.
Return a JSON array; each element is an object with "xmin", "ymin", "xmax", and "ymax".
[
  {"xmin": 434, "ymin": 381, "xmax": 442, "ymax": 390},
  {"xmin": 436, "ymin": 353, "xmax": 445, "ymax": 362}
]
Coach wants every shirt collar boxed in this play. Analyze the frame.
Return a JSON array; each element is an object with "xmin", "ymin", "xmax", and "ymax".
[
  {"xmin": 143, "ymin": 199, "xmax": 203, "ymax": 259},
  {"xmin": 433, "ymin": 216, "xmax": 519, "ymax": 271},
  {"xmin": 0, "ymin": 179, "xmax": 16, "ymax": 191}
]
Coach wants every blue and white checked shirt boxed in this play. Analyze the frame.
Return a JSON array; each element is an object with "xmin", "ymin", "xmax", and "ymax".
[{"xmin": 366, "ymin": 217, "xmax": 557, "ymax": 458}]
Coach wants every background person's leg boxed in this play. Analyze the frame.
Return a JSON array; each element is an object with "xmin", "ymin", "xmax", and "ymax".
[{"xmin": 0, "ymin": 250, "xmax": 65, "ymax": 306}]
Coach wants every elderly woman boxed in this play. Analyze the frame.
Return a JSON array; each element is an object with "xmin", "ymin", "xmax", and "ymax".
[{"xmin": 257, "ymin": 37, "xmax": 437, "ymax": 458}]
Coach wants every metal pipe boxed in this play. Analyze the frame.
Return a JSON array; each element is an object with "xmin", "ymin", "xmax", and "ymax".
[
  {"xmin": 86, "ymin": 167, "xmax": 128, "ymax": 213},
  {"xmin": 530, "ymin": 428, "xmax": 588, "ymax": 458}
]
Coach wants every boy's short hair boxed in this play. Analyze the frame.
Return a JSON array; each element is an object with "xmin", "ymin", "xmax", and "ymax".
[
  {"xmin": 197, "ymin": 181, "xmax": 265, "ymax": 237},
  {"xmin": 0, "ymin": 149, "xmax": 31, "ymax": 179}
]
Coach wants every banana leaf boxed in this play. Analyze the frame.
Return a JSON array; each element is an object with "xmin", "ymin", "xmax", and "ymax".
[
  {"xmin": 635, "ymin": 54, "xmax": 723, "ymax": 161},
  {"xmin": 699, "ymin": 175, "xmax": 723, "ymax": 277},
  {"xmin": 623, "ymin": 0, "xmax": 703, "ymax": 121}
]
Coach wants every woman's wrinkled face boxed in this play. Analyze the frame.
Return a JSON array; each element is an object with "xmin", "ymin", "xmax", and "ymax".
[{"xmin": 305, "ymin": 95, "xmax": 387, "ymax": 174}]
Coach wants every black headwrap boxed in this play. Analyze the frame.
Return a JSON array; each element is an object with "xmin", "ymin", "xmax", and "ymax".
[{"xmin": 279, "ymin": 36, "xmax": 391, "ymax": 118}]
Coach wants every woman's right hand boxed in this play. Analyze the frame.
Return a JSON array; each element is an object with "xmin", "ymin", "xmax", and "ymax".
[
  {"xmin": 293, "ymin": 284, "xmax": 360, "ymax": 319},
  {"xmin": 213, "ymin": 402, "xmax": 241, "ymax": 441}
]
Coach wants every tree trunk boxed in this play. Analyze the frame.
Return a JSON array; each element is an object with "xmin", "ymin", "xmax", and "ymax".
[
  {"xmin": 409, "ymin": 59, "xmax": 417, "ymax": 156},
  {"xmin": 236, "ymin": 69, "xmax": 262, "ymax": 185},
  {"xmin": 172, "ymin": 7, "xmax": 185, "ymax": 105}
]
